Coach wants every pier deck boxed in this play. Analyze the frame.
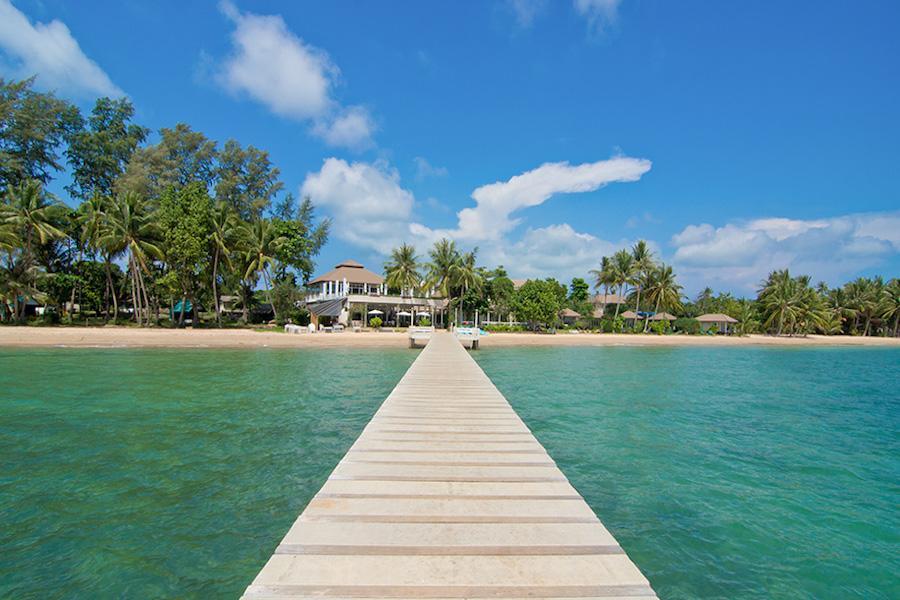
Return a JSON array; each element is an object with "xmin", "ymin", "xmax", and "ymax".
[{"xmin": 242, "ymin": 332, "xmax": 657, "ymax": 599}]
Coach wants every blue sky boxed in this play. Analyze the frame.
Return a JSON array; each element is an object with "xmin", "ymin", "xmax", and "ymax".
[{"xmin": 2, "ymin": 0, "xmax": 898, "ymax": 295}]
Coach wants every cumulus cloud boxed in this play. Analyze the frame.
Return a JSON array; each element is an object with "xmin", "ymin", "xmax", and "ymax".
[
  {"xmin": 486, "ymin": 223, "xmax": 622, "ymax": 281},
  {"xmin": 302, "ymin": 155, "xmax": 651, "ymax": 283},
  {"xmin": 0, "ymin": 0, "xmax": 122, "ymax": 98},
  {"xmin": 414, "ymin": 156, "xmax": 651, "ymax": 241},
  {"xmin": 671, "ymin": 212, "xmax": 900, "ymax": 292},
  {"xmin": 413, "ymin": 156, "xmax": 448, "ymax": 180},
  {"xmin": 217, "ymin": 1, "xmax": 375, "ymax": 149},
  {"xmin": 299, "ymin": 158, "xmax": 415, "ymax": 254},
  {"xmin": 573, "ymin": 0, "xmax": 621, "ymax": 33}
]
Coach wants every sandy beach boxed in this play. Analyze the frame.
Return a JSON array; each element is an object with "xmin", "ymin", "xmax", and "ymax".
[{"xmin": 1, "ymin": 326, "xmax": 898, "ymax": 349}]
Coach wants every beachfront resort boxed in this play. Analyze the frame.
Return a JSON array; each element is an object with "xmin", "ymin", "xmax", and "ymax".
[{"xmin": 2, "ymin": 1, "xmax": 899, "ymax": 599}]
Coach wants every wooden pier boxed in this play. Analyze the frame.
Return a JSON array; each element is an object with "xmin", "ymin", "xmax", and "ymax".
[{"xmin": 242, "ymin": 332, "xmax": 657, "ymax": 599}]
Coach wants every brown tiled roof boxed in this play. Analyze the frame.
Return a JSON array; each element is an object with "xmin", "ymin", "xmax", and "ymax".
[{"xmin": 309, "ymin": 260, "xmax": 384, "ymax": 285}]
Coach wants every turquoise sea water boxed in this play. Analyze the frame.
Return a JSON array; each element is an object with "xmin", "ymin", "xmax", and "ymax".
[
  {"xmin": 0, "ymin": 348, "xmax": 416, "ymax": 599},
  {"xmin": 1, "ymin": 345, "xmax": 898, "ymax": 598},
  {"xmin": 476, "ymin": 347, "xmax": 900, "ymax": 599}
]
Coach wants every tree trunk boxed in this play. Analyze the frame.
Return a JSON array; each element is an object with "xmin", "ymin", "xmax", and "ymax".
[
  {"xmin": 264, "ymin": 268, "xmax": 277, "ymax": 320},
  {"xmin": 613, "ymin": 286, "xmax": 622, "ymax": 319},
  {"xmin": 105, "ymin": 256, "xmax": 118, "ymax": 322},
  {"xmin": 212, "ymin": 249, "xmax": 221, "ymax": 326},
  {"xmin": 178, "ymin": 295, "xmax": 187, "ymax": 327},
  {"xmin": 129, "ymin": 255, "xmax": 141, "ymax": 326}
]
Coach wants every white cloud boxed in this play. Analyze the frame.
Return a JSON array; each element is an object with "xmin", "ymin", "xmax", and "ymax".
[
  {"xmin": 217, "ymin": 1, "xmax": 375, "ymax": 149},
  {"xmin": 486, "ymin": 223, "xmax": 621, "ymax": 282},
  {"xmin": 507, "ymin": 0, "xmax": 547, "ymax": 28},
  {"xmin": 0, "ymin": 0, "xmax": 122, "ymax": 98},
  {"xmin": 413, "ymin": 156, "xmax": 448, "ymax": 180},
  {"xmin": 299, "ymin": 158, "xmax": 415, "ymax": 254},
  {"xmin": 414, "ymin": 156, "xmax": 651, "ymax": 241},
  {"xmin": 573, "ymin": 0, "xmax": 621, "ymax": 33},
  {"xmin": 671, "ymin": 212, "xmax": 900, "ymax": 292},
  {"xmin": 312, "ymin": 105, "xmax": 376, "ymax": 149}
]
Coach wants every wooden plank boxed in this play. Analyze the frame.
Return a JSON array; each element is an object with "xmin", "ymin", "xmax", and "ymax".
[{"xmin": 241, "ymin": 332, "xmax": 657, "ymax": 599}]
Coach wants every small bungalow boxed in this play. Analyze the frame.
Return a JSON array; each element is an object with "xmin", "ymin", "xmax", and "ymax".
[
  {"xmin": 621, "ymin": 310, "xmax": 642, "ymax": 328},
  {"xmin": 648, "ymin": 312, "xmax": 677, "ymax": 322},
  {"xmin": 559, "ymin": 308, "xmax": 582, "ymax": 326},
  {"xmin": 591, "ymin": 293, "xmax": 627, "ymax": 318},
  {"xmin": 697, "ymin": 313, "xmax": 739, "ymax": 334}
]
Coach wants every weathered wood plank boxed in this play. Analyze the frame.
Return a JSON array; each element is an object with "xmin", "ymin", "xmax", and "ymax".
[{"xmin": 241, "ymin": 332, "xmax": 657, "ymax": 599}]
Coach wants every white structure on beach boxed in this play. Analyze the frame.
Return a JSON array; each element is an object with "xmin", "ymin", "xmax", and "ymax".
[
  {"xmin": 306, "ymin": 260, "xmax": 447, "ymax": 328},
  {"xmin": 696, "ymin": 313, "xmax": 739, "ymax": 334}
]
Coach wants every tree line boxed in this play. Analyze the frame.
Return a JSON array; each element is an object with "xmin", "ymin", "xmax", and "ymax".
[
  {"xmin": 0, "ymin": 77, "xmax": 328, "ymax": 325},
  {"xmin": 386, "ymin": 237, "xmax": 899, "ymax": 337}
]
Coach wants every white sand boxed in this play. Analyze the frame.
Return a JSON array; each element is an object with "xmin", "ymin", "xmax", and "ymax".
[{"xmin": 1, "ymin": 326, "xmax": 898, "ymax": 349}]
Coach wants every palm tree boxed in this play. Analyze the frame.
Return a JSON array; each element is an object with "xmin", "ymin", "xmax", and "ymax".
[
  {"xmin": 384, "ymin": 243, "xmax": 421, "ymax": 297},
  {"xmin": 0, "ymin": 257, "xmax": 45, "ymax": 322},
  {"xmin": 242, "ymin": 219, "xmax": 281, "ymax": 319},
  {"xmin": 644, "ymin": 264, "xmax": 683, "ymax": 322},
  {"xmin": 630, "ymin": 240, "xmax": 654, "ymax": 317},
  {"xmin": 425, "ymin": 238, "xmax": 461, "ymax": 326},
  {"xmin": 610, "ymin": 249, "xmax": 635, "ymax": 319},
  {"xmin": 758, "ymin": 269, "xmax": 799, "ymax": 336},
  {"xmin": 452, "ymin": 249, "xmax": 482, "ymax": 323},
  {"xmin": 1, "ymin": 180, "xmax": 66, "ymax": 267},
  {"xmin": 844, "ymin": 277, "xmax": 879, "ymax": 335},
  {"xmin": 77, "ymin": 194, "xmax": 120, "ymax": 319},
  {"xmin": 210, "ymin": 202, "xmax": 239, "ymax": 325},
  {"xmin": 882, "ymin": 278, "xmax": 900, "ymax": 337},
  {"xmin": 589, "ymin": 256, "xmax": 615, "ymax": 317},
  {"xmin": 99, "ymin": 192, "xmax": 162, "ymax": 326}
]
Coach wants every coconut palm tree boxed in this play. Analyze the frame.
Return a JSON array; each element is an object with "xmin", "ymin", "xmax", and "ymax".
[
  {"xmin": 452, "ymin": 249, "xmax": 482, "ymax": 323},
  {"xmin": 77, "ymin": 194, "xmax": 120, "ymax": 319},
  {"xmin": 610, "ymin": 249, "xmax": 635, "ymax": 319},
  {"xmin": 0, "ymin": 180, "xmax": 67, "ymax": 266},
  {"xmin": 630, "ymin": 240, "xmax": 654, "ymax": 317},
  {"xmin": 425, "ymin": 238, "xmax": 461, "ymax": 326},
  {"xmin": 210, "ymin": 202, "xmax": 239, "ymax": 325},
  {"xmin": 242, "ymin": 219, "xmax": 281, "ymax": 319},
  {"xmin": 882, "ymin": 278, "xmax": 900, "ymax": 337},
  {"xmin": 589, "ymin": 256, "xmax": 615, "ymax": 317},
  {"xmin": 384, "ymin": 243, "xmax": 421, "ymax": 297},
  {"xmin": 758, "ymin": 269, "xmax": 800, "ymax": 336},
  {"xmin": 99, "ymin": 192, "xmax": 162, "ymax": 326},
  {"xmin": 644, "ymin": 264, "xmax": 683, "ymax": 321}
]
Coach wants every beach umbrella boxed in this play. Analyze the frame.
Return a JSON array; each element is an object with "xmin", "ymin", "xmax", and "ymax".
[
  {"xmin": 397, "ymin": 311, "xmax": 412, "ymax": 317},
  {"xmin": 415, "ymin": 311, "xmax": 431, "ymax": 317},
  {"xmin": 367, "ymin": 309, "xmax": 384, "ymax": 315}
]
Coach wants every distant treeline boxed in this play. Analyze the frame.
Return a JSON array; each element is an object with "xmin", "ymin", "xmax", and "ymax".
[{"xmin": 384, "ymin": 239, "xmax": 899, "ymax": 337}]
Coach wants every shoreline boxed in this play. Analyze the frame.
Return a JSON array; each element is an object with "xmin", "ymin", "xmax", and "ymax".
[{"xmin": 1, "ymin": 326, "xmax": 898, "ymax": 349}]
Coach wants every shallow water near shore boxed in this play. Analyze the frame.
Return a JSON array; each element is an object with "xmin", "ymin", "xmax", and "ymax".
[
  {"xmin": 1, "ymin": 346, "xmax": 898, "ymax": 598},
  {"xmin": 475, "ymin": 346, "xmax": 900, "ymax": 599}
]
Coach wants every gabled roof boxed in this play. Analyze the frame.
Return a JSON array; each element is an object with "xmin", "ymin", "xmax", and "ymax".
[
  {"xmin": 511, "ymin": 279, "xmax": 528, "ymax": 290},
  {"xmin": 696, "ymin": 313, "xmax": 738, "ymax": 323},
  {"xmin": 648, "ymin": 312, "xmax": 678, "ymax": 321},
  {"xmin": 559, "ymin": 308, "xmax": 582, "ymax": 318},
  {"xmin": 591, "ymin": 293, "xmax": 627, "ymax": 305},
  {"xmin": 621, "ymin": 310, "xmax": 641, "ymax": 319},
  {"xmin": 309, "ymin": 260, "xmax": 384, "ymax": 285}
]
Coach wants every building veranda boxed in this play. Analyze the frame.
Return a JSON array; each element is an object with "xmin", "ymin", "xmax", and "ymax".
[{"xmin": 305, "ymin": 260, "xmax": 448, "ymax": 328}]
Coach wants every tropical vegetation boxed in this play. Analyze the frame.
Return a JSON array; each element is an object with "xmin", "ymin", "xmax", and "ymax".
[{"xmin": 0, "ymin": 77, "xmax": 328, "ymax": 326}]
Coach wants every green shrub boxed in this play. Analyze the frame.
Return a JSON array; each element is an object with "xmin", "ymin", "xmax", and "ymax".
[
  {"xmin": 369, "ymin": 316, "xmax": 382, "ymax": 329},
  {"xmin": 650, "ymin": 319, "xmax": 670, "ymax": 335},
  {"xmin": 418, "ymin": 317, "xmax": 431, "ymax": 327},
  {"xmin": 673, "ymin": 317, "xmax": 701, "ymax": 334}
]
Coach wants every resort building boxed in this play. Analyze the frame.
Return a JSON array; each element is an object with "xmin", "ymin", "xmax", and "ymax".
[
  {"xmin": 696, "ymin": 313, "xmax": 739, "ymax": 334},
  {"xmin": 591, "ymin": 293, "xmax": 627, "ymax": 317},
  {"xmin": 305, "ymin": 260, "xmax": 447, "ymax": 328}
]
